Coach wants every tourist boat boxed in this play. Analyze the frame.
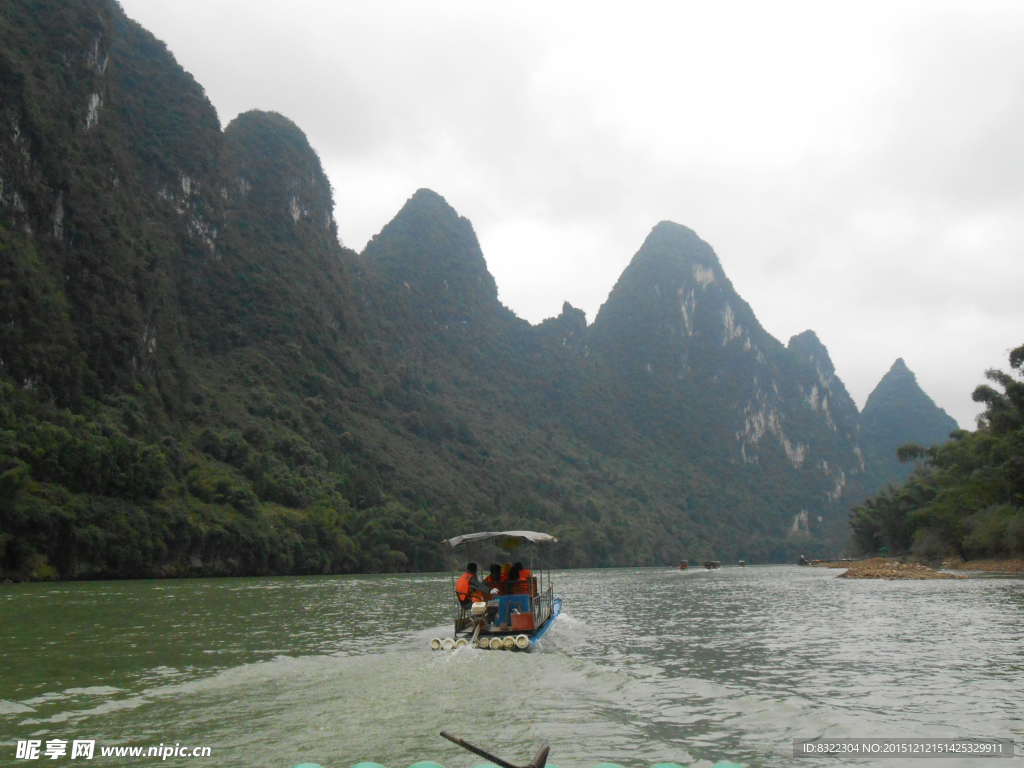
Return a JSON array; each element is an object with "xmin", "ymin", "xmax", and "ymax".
[
  {"xmin": 432, "ymin": 530, "xmax": 562, "ymax": 651},
  {"xmin": 703, "ymin": 560, "xmax": 721, "ymax": 569},
  {"xmin": 678, "ymin": 560, "xmax": 689, "ymax": 570}
]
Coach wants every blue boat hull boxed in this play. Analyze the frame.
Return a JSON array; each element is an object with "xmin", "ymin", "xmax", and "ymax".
[{"xmin": 529, "ymin": 595, "xmax": 561, "ymax": 646}]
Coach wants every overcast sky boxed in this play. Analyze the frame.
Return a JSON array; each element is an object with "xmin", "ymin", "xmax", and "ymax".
[{"xmin": 119, "ymin": 0, "xmax": 1024, "ymax": 428}]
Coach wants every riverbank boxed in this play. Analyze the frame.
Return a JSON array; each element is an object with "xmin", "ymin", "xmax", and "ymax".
[
  {"xmin": 942, "ymin": 558, "xmax": 1024, "ymax": 574},
  {"xmin": 815, "ymin": 558, "xmax": 963, "ymax": 580}
]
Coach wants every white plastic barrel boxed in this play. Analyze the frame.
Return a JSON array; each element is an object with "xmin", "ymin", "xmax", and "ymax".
[
  {"xmin": 502, "ymin": 636, "xmax": 515, "ymax": 650},
  {"xmin": 442, "ymin": 638, "xmax": 455, "ymax": 651},
  {"xmin": 514, "ymin": 634, "xmax": 530, "ymax": 650},
  {"xmin": 489, "ymin": 637, "xmax": 504, "ymax": 650},
  {"xmin": 430, "ymin": 638, "xmax": 442, "ymax": 650},
  {"xmin": 454, "ymin": 638, "xmax": 468, "ymax": 649}
]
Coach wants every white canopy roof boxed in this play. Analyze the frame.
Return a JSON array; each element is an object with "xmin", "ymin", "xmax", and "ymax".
[{"xmin": 444, "ymin": 530, "xmax": 557, "ymax": 548}]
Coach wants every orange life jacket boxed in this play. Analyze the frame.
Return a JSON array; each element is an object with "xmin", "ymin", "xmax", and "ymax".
[
  {"xmin": 455, "ymin": 572, "xmax": 472, "ymax": 602},
  {"xmin": 510, "ymin": 568, "xmax": 533, "ymax": 595},
  {"xmin": 456, "ymin": 572, "xmax": 484, "ymax": 603}
]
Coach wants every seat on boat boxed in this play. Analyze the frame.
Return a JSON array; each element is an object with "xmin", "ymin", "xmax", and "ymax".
[{"xmin": 496, "ymin": 594, "xmax": 531, "ymax": 626}]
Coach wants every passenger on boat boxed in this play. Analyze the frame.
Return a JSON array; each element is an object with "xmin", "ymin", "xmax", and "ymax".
[
  {"xmin": 523, "ymin": 564, "xmax": 535, "ymax": 595},
  {"xmin": 500, "ymin": 562, "xmax": 513, "ymax": 583},
  {"xmin": 484, "ymin": 563, "xmax": 504, "ymax": 595},
  {"xmin": 455, "ymin": 563, "xmax": 497, "ymax": 607},
  {"xmin": 508, "ymin": 562, "xmax": 533, "ymax": 595}
]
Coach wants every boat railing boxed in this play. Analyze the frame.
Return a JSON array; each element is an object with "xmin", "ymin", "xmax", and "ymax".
[{"xmin": 531, "ymin": 586, "xmax": 554, "ymax": 627}]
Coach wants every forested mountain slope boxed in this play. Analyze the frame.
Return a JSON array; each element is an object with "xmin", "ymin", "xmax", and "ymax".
[
  {"xmin": 856, "ymin": 358, "xmax": 960, "ymax": 493},
  {"xmin": 0, "ymin": 0, "xmax": 959, "ymax": 579},
  {"xmin": 850, "ymin": 346, "xmax": 1021, "ymax": 561}
]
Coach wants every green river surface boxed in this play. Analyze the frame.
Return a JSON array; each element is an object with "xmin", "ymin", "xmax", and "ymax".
[{"xmin": 2, "ymin": 566, "xmax": 1022, "ymax": 768}]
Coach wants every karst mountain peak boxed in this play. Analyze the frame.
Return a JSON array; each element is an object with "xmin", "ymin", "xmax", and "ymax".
[
  {"xmin": 592, "ymin": 221, "xmax": 765, "ymax": 355},
  {"xmin": 362, "ymin": 188, "xmax": 498, "ymax": 302}
]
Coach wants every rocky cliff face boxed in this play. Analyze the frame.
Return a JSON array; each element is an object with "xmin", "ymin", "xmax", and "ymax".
[
  {"xmin": 182, "ymin": 110, "xmax": 357, "ymax": 358},
  {"xmin": 588, "ymin": 223, "xmax": 865, "ymax": 540},
  {"xmin": 787, "ymin": 330, "xmax": 861, "ymax": 439},
  {"xmin": 0, "ymin": 0, "xmax": 221, "ymax": 404}
]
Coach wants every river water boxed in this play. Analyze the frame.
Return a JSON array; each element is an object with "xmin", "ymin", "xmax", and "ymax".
[{"xmin": 1, "ymin": 566, "xmax": 1022, "ymax": 768}]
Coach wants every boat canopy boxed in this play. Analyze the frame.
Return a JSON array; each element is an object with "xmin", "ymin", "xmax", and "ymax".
[{"xmin": 444, "ymin": 530, "xmax": 557, "ymax": 549}]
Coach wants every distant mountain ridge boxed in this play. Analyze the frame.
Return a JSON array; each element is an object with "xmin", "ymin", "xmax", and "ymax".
[
  {"xmin": 856, "ymin": 358, "xmax": 960, "ymax": 493},
  {"xmin": 0, "ymin": 0, "xmax": 957, "ymax": 579}
]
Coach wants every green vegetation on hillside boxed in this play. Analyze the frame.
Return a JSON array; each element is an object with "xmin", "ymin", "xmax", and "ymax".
[
  {"xmin": 850, "ymin": 345, "xmax": 1024, "ymax": 560},
  {"xmin": 854, "ymin": 358, "xmax": 960, "ymax": 497}
]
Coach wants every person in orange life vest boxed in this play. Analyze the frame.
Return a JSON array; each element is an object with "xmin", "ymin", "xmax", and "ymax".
[
  {"xmin": 503, "ymin": 565, "xmax": 528, "ymax": 593},
  {"xmin": 455, "ymin": 562, "xmax": 497, "ymax": 608},
  {"xmin": 484, "ymin": 563, "xmax": 504, "ymax": 595},
  {"xmin": 500, "ymin": 562, "xmax": 513, "ymax": 584},
  {"xmin": 508, "ymin": 562, "xmax": 532, "ymax": 595}
]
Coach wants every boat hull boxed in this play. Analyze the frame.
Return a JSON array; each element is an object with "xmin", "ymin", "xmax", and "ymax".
[
  {"xmin": 452, "ymin": 595, "xmax": 562, "ymax": 651},
  {"xmin": 528, "ymin": 595, "xmax": 561, "ymax": 647}
]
